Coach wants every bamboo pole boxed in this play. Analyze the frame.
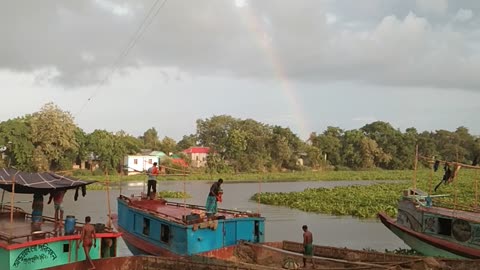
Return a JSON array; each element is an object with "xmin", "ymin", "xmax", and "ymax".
[
  {"xmin": 119, "ymin": 165, "xmax": 123, "ymax": 196},
  {"xmin": 475, "ymin": 172, "xmax": 478, "ymax": 209},
  {"xmin": 413, "ymin": 145, "xmax": 418, "ymax": 192},
  {"xmin": 183, "ymin": 167, "xmax": 186, "ymax": 211},
  {"xmin": 419, "ymin": 155, "xmax": 480, "ymax": 170},
  {"xmin": 257, "ymin": 179, "xmax": 261, "ymax": 214},
  {"xmin": 10, "ymin": 174, "xmax": 16, "ymax": 224},
  {"xmin": 1, "ymin": 189, "xmax": 5, "ymax": 212},
  {"xmin": 105, "ymin": 170, "xmax": 112, "ymax": 228},
  {"xmin": 429, "ymin": 161, "xmax": 433, "ymax": 194}
]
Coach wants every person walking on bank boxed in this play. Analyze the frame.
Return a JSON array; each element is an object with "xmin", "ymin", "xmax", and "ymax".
[
  {"xmin": 206, "ymin": 179, "xmax": 223, "ymax": 215},
  {"xmin": 146, "ymin": 162, "xmax": 159, "ymax": 199},
  {"xmin": 302, "ymin": 225, "xmax": 315, "ymax": 269}
]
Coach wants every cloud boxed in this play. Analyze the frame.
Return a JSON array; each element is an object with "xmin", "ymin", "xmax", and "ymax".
[
  {"xmin": 415, "ymin": 0, "xmax": 448, "ymax": 15},
  {"xmin": 454, "ymin": 8, "xmax": 474, "ymax": 22},
  {"xmin": 1, "ymin": 1, "xmax": 480, "ymax": 92}
]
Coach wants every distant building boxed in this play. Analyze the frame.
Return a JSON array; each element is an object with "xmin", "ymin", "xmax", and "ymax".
[
  {"xmin": 182, "ymin": 147, "xmax": 210, "ymax": 168},
  {"xmin": 124, "ymin": 155, "xmax": 159, "ymax": 175}
]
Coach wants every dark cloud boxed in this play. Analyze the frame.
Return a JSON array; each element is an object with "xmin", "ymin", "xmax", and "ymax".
[{"xmin": 2, "ymin": 0, "xmax": 480, "ymax": 90}]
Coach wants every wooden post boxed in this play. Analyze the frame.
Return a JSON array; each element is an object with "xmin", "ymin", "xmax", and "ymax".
[
  {"xmin": 413, "ymin": 145, "xmax": 418, "ymax": 192},
  {"xmin": 257, "ymin": 179, "xmax": 261, "ymax": 214},
  {"xmin": 105, "ymin": 170, "xmax": 112, "ymax": 228},
  {"xmin": 475, "ymin": 172, "xmax": 479, "ymax": 209},
  {"xmin": 429, "ymin": 161, "xmax": 433, "ymax": 194},
  {"xmin": 10, "ymin": 174, "xmax": 16, "ymax": 224}
]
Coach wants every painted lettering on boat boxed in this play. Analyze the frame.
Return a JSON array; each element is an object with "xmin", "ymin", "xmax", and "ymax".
[{"xmin": 13, "ymin": 244, "xmax": 58, "ymax": 268}]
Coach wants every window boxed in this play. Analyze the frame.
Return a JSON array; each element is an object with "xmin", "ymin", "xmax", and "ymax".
[
  {"xmin": 143, "ymin": 218, "xmax": 150, "ymax": 236},
  {"xmin": 63, "ymin": 243, "xmax": 70, "ymax": 253},
  {"xmin": 148, "ymin": 159, "xmax": 153, "ymax": 164},
  {"xmin": 133, "ymin": 159, "xmax": 138, "ymax": 165},
  {"xmin": 161, "ymin": 224, "xmax": 170, "ymax": 243},
  {"xmin": 196, "ymin": 156, "xmax": 199, "ymax": 161},
  {"xmin": 438, "ymin": 218, "xmax": 452, "ymax": 236}
]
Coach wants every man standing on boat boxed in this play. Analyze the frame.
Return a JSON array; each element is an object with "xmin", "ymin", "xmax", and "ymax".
[
  {"xmin": 78, "ymin": 216, "xmax": 96, "ymax": 270},
  {"xmin": 48, "ymin": 189, "xmax": 66, "ymax": 225},
  {"xmin": 302, "ymin": 225, "xmax": 315, "ymax": 269},
  {"xmin": 146, "ymin": 162, "xmax": 159, "ymax": 199},
  {"xmin": 31, "ymin": 193, "xmax": 44, "ymax": 223},
  {"xmin": 206, "ymin": 178, "xmax": 223, "ymax": 215}
]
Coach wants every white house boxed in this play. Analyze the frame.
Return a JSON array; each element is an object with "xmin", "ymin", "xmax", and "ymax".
[{"xmin": 124, "ymin": 155, "xmax": 159, "ymax": 175}]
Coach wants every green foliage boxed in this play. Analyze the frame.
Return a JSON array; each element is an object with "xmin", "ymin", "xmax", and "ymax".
[
  {"xmin": 158, "ymin": 190, "xmax": 191, "ymax": 198},
  {"xmin": 30, "ymin": 102, "xmax": 78, "ymax": 171},
  {"xmin": 252, "ymin": 169, "xmax": 480, "ymax": 218},
  {"xmin": 176, "ymin": 134, "xmax": 197, "ymax": 151},
  {"xmin": 1, "ymin": 103, "xmax": 480, "ymax": 175},
  {"xmin": 142, "ymin": 127, "xmax": 161, "ymax": 150},
  {"xmin": 159, "ymin": 136, "xmax": 177, "ymax": 155}
]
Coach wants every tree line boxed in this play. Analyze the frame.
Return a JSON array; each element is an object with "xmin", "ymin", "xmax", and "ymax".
[{"xmin": 0, "ymin": 103, "xmax": 479, "ymax": 173}]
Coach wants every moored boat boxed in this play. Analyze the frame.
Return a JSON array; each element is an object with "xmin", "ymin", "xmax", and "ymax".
[
  {"xmin": 44, "ymin": 240, "xmax": 480, "ymax": 270},
  {"xmin": 0, "ymin": 168, "xmax": 122, "ymax": 270},
  {"xmin": 379, "ymin": 152, "xmax": 480, "ymax": 259},
  {"xmin": 116, "ymin": 193, "xmax": 265, "ymax": 257}
]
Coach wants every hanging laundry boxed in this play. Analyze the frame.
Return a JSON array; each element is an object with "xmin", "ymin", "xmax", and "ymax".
[{"xmin": 433, "ymin": 160, "xmax": 440, "ymax": 172}]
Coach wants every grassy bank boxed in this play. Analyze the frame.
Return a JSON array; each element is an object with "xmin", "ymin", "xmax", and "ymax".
[
  {"xmin": 79, "ymin": 169, "xmax": 451, "ymax": 183},
  {"xmin": 252, "ymin": 170, "xmax": 480, "ymax": 219}
]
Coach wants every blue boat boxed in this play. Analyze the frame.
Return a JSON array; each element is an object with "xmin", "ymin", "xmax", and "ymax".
[{"xmin": 116, "ymin": 194, "xmax": 265, "ymax": 258}]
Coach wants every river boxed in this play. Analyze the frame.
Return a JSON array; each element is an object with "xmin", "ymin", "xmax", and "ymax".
[{"xmin": 8, "ymin": 180, "xmax": 408, "ymax": 256}]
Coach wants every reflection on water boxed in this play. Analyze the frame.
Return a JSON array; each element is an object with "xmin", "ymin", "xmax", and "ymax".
[{"xmin": 7, "ymin": 180, "xmax": 407, "ymax": 256}]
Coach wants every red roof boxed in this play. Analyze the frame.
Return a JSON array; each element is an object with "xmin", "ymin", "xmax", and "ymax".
[
  {"xmin": 171, "ymin": 158, "xmax": 189, "ymax": 168},
  {"xmin": 182, "ymin": 147, "xmax": 210, "ymax": 154}
]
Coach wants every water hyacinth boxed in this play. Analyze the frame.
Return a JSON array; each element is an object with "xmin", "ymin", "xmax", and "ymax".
[{"xmin": 252, "ymin": 177, "xmax": 480, "ymax": 219}]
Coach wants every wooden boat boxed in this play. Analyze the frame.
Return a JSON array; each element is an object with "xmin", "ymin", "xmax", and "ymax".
[
  {"xmin": 379, "ymin": 153, "xmax": 480, "ymax": 259},
  {"xmin": 0, "ymin": 168, "xmax": 122, "ymax": 270},
  {"xmin": 44, "ymin": 240, "xmax": 480, "ymax": 270},
  {"xmin": 116, "ymin": 193, "xmax": 265, "ymax": 257}
]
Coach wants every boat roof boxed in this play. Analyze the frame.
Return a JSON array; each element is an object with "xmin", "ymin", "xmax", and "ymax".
[
  {"xmin": 0, "ymin": 168, "xmax": 97, "ymax": 194},
  {"xmin": 422, "ymin": 205, "xmax": 480, "ymax": 223},
  {"xmin": 121, "ymin": 196, "xmax": 262, "ymax": 225}
]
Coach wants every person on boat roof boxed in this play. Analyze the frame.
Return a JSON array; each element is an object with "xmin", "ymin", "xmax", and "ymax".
[
  {"xmin": 206, "ymin": 179, "xmax": 223, "ymax": 215},
  {"xmin": 146, "ymin": 162, "xmax": 159, "ymax": 199},
  {"xmin": 302, "ymin": 225, "xmax": 315, "ymax": 269},
  {"xmin": 48, "ymin": 189, "xmax": 66, "ymax": 225}
]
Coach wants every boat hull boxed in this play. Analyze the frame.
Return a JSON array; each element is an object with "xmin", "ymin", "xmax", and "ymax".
[
  {"xmin": 116, "ymin": 196, "xmax": 265, "ymax": 257},
  {"xmin": 379, "ymin": 212, "xmax": 480, "ymax": 259}
]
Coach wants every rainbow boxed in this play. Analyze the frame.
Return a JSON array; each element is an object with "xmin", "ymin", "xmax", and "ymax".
[{"xmin": 235, "ymin": 2, "xmax": 310, "ymax": 138}]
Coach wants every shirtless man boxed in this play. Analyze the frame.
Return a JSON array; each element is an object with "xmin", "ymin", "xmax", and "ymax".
[
  {"xmin": 48, "ymin": 190, "xmax": 66, "ymax": 224},
  {"xmin": 302, "ymin": 225, "xmax": 315, "ymax": 269},
  {"xmin": 78, "ymin": 216, "xmax": 96, "ymax": 269}
]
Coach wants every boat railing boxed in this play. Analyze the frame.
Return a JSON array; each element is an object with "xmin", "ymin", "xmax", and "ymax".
[
  {"xmin": 119, "ymin": 194, "xmax": 262, "ymax": 225},
  {"xmin": 164, "ymin": 201, "xmax": 262, "ymax": 217}
]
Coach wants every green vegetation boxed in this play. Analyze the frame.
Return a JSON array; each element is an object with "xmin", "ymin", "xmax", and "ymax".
[
  {"xmin": 1, "ymin": 102, "xmax": 479, "ymax": 174},
  {"xmin": 252, "ymin": 170, "xmax": 480, "ymax": 218},
  {"xmin": 76, "ymin": 169, "xmax": 477, "ymax": 183},
  {"xmin": 158, "ymin": 190, "xmax": 191, "ymax": 199}
]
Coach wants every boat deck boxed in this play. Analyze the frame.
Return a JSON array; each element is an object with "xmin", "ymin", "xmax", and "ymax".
[
  {"xmin": 0, "ymin": 212, "xmax": 77, "ymax": 246},
  {"xmin": 123, "ymin": 196, "xmax": 260, "ymax": 225},
  {"xmin": 0, "ymin": 208, "xmax": 120, "ymax": 245}
]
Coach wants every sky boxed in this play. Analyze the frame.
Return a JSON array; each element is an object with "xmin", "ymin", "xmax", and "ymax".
[{"xmin": 1, "ymin": 0, "xmax": 480, "ymax": 140}]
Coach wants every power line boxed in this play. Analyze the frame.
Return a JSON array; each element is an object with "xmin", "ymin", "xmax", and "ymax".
[{"xmin": 76, "ymin": 0, "xmax": 168, "ymax": 117}]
